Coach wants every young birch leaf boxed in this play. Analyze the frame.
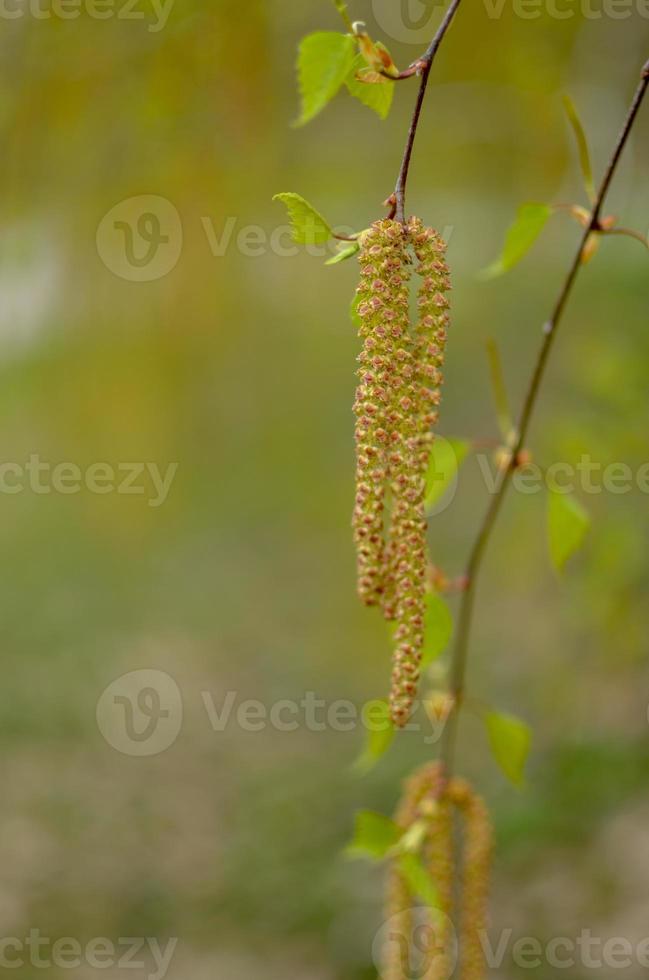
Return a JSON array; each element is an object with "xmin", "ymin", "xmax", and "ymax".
[
  {"xmin": 346, "ymin": 55, "xmax": 394, "ymax": 119},
  {"xmin": 547, "ymin": 489, "xmax": 591, "ymax": 573},
  {"xmin": 353, "ymin": 698, "xmax": 394, "ymax": 774},
  {"xmin": 481, "ymin": 203, "xmax": 553, "ymax": 279},
  {"xmin": 325, "ymin": 240, "xmax": 360, "ymax": 265},
  {"xmin": 421, "ymin": 593, "xmax": 453, "ymax": 668},
  {"xmin": 398, "ymin": 853, "xmax": 440, "ymax": 908},
  {"xmin": 295, "ymin": 32, "xmax": 356, "ymax": 126},
  {"xmin": 425, "ymin": 437, "xmax": 470, "ymax": 512},
  {"xmin": 273, "ymin": 193, "xmax": 332, "ymax": 245},
  {"xmin": 484, "ymin": 711, "xmax": 532, "ymax": 786},
  {"xmin": 563, "ymin": 95, "xmax": 596, "ymax": 204},
  {"xmin": 346, "ymin": 810, "xmax": 402, "ymax": 860}
]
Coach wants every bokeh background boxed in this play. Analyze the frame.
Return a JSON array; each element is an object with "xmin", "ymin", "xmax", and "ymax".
[{"xmin": 1, "ymin": 1, "xmax": 649, "ymax": 977}]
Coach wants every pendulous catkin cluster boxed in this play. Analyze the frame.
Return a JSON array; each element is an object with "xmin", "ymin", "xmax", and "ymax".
[
  {"xmin": 353, "ymin": 218, "xmax": 451, "ymax": 727},
  {"xmin": 384, "ymin": 764, "xmax": 493, "ymax": 980}
]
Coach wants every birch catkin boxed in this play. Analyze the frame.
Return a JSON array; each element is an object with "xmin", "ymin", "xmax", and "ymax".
[
  {"xmin": 353, "ymin": 220, "xmax": 411, "ymax": 607},
  {"xmin": 353, "ymin": 218, "xmax": 451, "ymax": 727},
  {"xmin": 383, "ymin": 767, "xmax": 492, "ymax": 980},
  {"xmin": 447, "ymin": 779, "xmax": 493, "ymax": 980}
]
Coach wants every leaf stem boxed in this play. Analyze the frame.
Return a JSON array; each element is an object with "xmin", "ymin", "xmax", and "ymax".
[
  {"xmin": 439, "ymin": 58, "xmax": 649, "ymax": 779},
  {"xmin": 392, "ymin": 0, "xmax": 464, "ymax": 223}
]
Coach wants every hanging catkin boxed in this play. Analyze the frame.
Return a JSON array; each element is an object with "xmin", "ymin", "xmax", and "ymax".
[
  {"xmin": 353, "ymin": 219, "xmax": 411, "ymax": 607},
  {"xmin": 352, "ymin": 219, "xmax": 451, "ymax": 727},
  {"xmin": 447, "ymin": 778, "xmax": 493, "ymax": 980},
  {"xmin": 383, "ymin": 767, "xmax": 492, "ymax": 980}
]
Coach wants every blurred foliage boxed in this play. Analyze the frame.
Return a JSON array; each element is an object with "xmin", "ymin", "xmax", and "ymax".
[{"xmin": 0, "ymin": 1, "xmax": 647, "ymax": 978}]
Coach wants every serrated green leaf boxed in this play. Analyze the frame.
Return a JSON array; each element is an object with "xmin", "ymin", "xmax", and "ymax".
[
  {"xmin": 398, "ymin": 853, "xmax": 440, "ymax": 908},
  {"xmin": 484, "ymin": 711, "xmax": 531, "ymax": 786},
  {"xmin": 421, "ymin": 594, "xmax": 453, "ymax": 668},
  {"xmin": 346, "ymin": 810, "xmax": 402, "ymax": 860},
  {"xmin": 425, "ymin": 438, "xmax": 470, "ymax": 512},
  {"xmin": 564, "ymin": 95, "xmax": 596, "ymax": 205},
  {"xmin": 272, "ymin": 193, "xmax": 333, "ymax": 245},
  {"xmin": 295, "ymin": 31, "xmax": 356, "ymax": 126},
  {"xmin": 481, "ymin": 203, "xmax": 553, "ymax": 279},
  {"xmin": 547, "ymin": 489, "xmax": 591, "ymax": 573},
  {"xmin": 353, "ymin": 698, "xmax": 394, "ymax": 774},
  {"xmin": 345, "ymin": 55, "xmax": 394, "ymax": 119},
  {"xmin": 326, "ymin": 240, "xmax": 360, "ymax": 265}
]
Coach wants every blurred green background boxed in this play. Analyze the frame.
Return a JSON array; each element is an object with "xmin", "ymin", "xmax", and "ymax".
[{"xmin": 0, "ymin": 1, "xmax": 648, "ymax": 977}]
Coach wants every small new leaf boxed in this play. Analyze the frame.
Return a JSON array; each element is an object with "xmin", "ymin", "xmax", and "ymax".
[
  {"xmin": 425, "ymin": 437, "xmax": 470, "ymax": 512},
  {"xmin": 346, "ymin": 810, "xmax": 402, "ymax": 860},
  {"xmin": 398, "ymin": 853, "xmax": 440, "ymax": 908},
  {"xmin": 481, "ymin": 203, "xmax": 553, "ymax": 279},
  {"xmin": 353, "ymin": 698, "xmax": 394, "ymax": 774},
  {"xmin": 346, "ymin": 55, "xmax": 394, "ymax": 119},
  {"xmin": 421, "ymin": 593, "xmax": 453, "ymax": 668},
  {"xmin": 296, "ymin": 32, "xmax": 357, "ymax": 126},
  {"xmin": 326, "ymin": 240, "xmax": 360, "ymax": 265},
  {"xmin": 354, "ymin": 29, "xmax": 399, "ymax": 77},
  {"xmin": 547, "ymin": 489, "xmax": 591, "ymax": 573},
  {"xmin": 484, "ymin": 710, "xmax": 532, "ymax": 786},
  {"xmin": 273, "ymin": 193, "xmax": 333, "ymax": 245},
  {"xmin": 564, "ymin": 95, "xmax": 596, "ymax": 205}
]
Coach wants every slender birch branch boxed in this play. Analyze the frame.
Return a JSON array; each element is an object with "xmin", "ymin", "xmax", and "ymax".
[{"xmin": 440, "ymin": 58, "xmax": 649, "ymax": 778}]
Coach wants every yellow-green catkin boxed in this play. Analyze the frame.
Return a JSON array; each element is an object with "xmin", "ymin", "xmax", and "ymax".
[
  {"xmin": 353, "ymin": 219, "xmax": 411, "ymax": 607},
  {"xmin": 384, "ymin": 763, "xmax": 445, "ymax": 980},
  {"xmin": 447, "ymin": 778, "xmax": 493, "ymax": 980},
  {"xmin": 423, "ymin": 794, "xmax": 454, "ymax": 980},
  {"xmin": 388, "ymin": 222, "xmax": 451, "ymax": 728},
  {"xmin": 352, "ymin": 218, "xmax": 451, "ymax": 727}
]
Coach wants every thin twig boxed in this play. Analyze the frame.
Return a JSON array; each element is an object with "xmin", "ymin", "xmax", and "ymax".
[
  {"xmin": 392, "ymin": 0, "xmax": 464, "ymax": 223},
  {"xmin": 440, "ymin": 58, "xmax": 649, "ymax": 778}
]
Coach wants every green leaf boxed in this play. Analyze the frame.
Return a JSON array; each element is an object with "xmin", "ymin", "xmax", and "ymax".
[
  {"xmin": 345, "ymin": 55, "xmax": 394, "ymax": 119},
  {"xmin": 272, "ymin": 193, "xmax": 333, "ymax": 245},
  {"xmin": 326, "ymin": 240, "xmax": 360, "ymax": 265},
  {"xmin": 353, "ymin": 698, "xmax": 394, "ymax": 774},
  {"xmin": 481, "ymin": 203, "xmax": 553, "ymax": 279},
  {"xmin": 563, "ymin": 95, "xmax": 596, "ymax": 205},
  {"xmin": 425, "ymin": 437, "xmax": 470, "ymax": 512},
  {"xmin": 398, "ymin": 853, "xmax": 440, "ymax": 908},
  {"xmin": 421, "ymin": 594, "xmax": 453, "ymax": 668},
  {"xmin": 295, "ymin": 32, "xmax": 356, "ymax": 126},
  {"xmin": 547, "ymin": 489, "xmax": 591, "ymax": 573},
  {"xmin": 484, "ymin": 711, "xmax": 532, "ymax": 786},
  {"xmin": 346, "ymin": 810, "xmax": 402, "ymax": 860}
]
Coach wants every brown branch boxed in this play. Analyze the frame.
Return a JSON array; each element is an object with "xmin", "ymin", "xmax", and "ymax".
[
  {"xmin": 440, "ymin": 58, "xmax": 649, "ymax": 779},
  {"xmin": 391, "ymin": 0, "xmax": 464, "ymax": 223}
]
